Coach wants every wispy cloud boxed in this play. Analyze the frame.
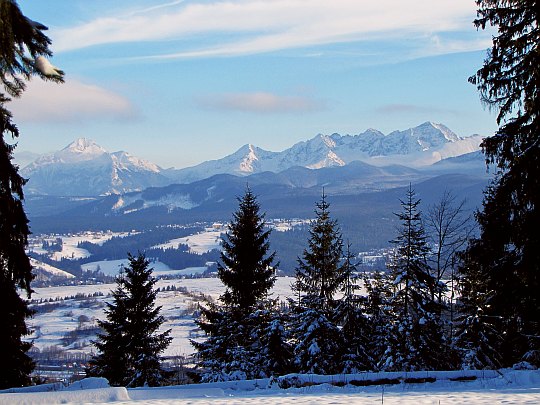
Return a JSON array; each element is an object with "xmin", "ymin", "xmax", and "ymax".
[
  {"xmin": 196, "ymin": 92, "xmax": 325, "ymax": 114},
  {"xmin": 52, "ymin": 0, "xmax": 484, "ymax": 59},
  {"xmin": 10, "ymin": 79, "xmax": 137, "ymax": 123}
]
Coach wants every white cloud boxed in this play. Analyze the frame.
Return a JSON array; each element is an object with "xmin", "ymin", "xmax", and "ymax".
[
  {"xmin": 51, "ymin": 0, "xmax": 484, "ymax": 59},
  {"xmin": 10, "ymin": 79, "xmax": 137, "ymax": 123},
  {"xmin": 196, "ymin": 92, "xmax": 325, "ymax": 113}
]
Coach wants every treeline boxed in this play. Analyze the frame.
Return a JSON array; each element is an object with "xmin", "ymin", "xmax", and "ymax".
[
  {"xmin": 192, "ymin": 186, "xmax": 535, "ymax": 382},
  {"xmin": 77, "ymin": 225, "xmax": 203, "ymax": 261},
  {"xmin": 146, "ymin": 247, "xmax": 220, "ymax": 270}
]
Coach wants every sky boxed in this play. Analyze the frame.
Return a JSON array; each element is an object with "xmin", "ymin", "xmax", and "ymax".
[{"xmin": 10, "ymin": 0, "xmax": 498, "ymax": 169}]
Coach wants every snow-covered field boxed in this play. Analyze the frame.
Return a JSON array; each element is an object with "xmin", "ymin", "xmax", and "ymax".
[
  {"xmin": 80, "ymin": 259, "xmax": 207, "ymax": 277},
  {"xmin": 28, "ymin": 231, "xmax": 136, "ymax": 261},
  {"xmin": 28, "ymin": 277, "xmax": 296, "ymax": 358},
  {"xmin": 1, "ymin": 370, "xmax": 539, "ymax": 404},
  {"xmin": 153, "ymin": 227, "xmax": 224, "ymax": 254}
]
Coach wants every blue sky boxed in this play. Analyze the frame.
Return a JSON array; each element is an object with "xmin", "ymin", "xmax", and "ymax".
[{"xmin": 12, "ymin": 0, "xmax": 497, "ymax": 169}]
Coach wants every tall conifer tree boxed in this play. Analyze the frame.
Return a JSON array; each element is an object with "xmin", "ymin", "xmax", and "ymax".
[
  {"xmin": 218, "ymin": 187, "xmax": 276, "ymax": 311},
  {"xmin": 459, "ymin": 0, "xmax": 540, "ymax": 367},
  {"xmin": 0, "ymin": 1, "xmax": 63, "ymax": 388},
  {"xmin": 290, "ymin": 192, "xmax": 346, "ymax": 374},
  {"xmin": 88, "ymin": 253, "xmax": 172, "ymax": 387},
  {"xmin": 382, "ymin": 186, "xmax": 447, "ymax": 371},
  {"xmin": 193, "ymin": 187, "xmax": 279, "ymax": 380}
]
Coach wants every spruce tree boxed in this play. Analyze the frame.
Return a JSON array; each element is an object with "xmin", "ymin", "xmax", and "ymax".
[
  {"xmin": 454, "ymin": 230, "xmax": 502, "ymax": 369},
  {"xmin": 382, "ymin": 186, "xmax": 447, "ymax": 371},
  {"xmin": 294, "ymin": 192, "xmax": 345, "ymax": 312},
  {"xmin": 88, "ymin": 253, "xmax": 172, "ymax": 387},
  {"xmin": 459, "ymin": 0, "xmax": 540, "ymax": 367},
  {"xmin": 0, "ymin": 1, "xmax": 63, "ymax": 388},
  {"xmin": 254, "ymin": 306, "xmax": 293, "ymax": 377},
  {"xmin": 218, "ymin": 187, "xmax": 277, "ymax": 311},
  {"xmin": 193, "ymin": 187, "xmax": 279, "ymax": 380},
  {"xmin": 290, "ymin": 192, "xmax": 346, "ymax": 374},
  {"xmin": 335, "ymin": 244, "xmax": 373, "ymax": 372},
  {"xmin": 362, "ymin": 270, "xmax": 392, "ymax": 370}
]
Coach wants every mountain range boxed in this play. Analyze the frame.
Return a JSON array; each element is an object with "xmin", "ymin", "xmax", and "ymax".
[
  {"xmin": 165, "ymin": 121, "xmax": 482, "ymax": 183},
  {"xmin": 21, "ymin": 122, "xmax": 483, "ymax": 197},
  {"xmin": 22, "ymin": 138, "xmax": 170, "ymax": 196}
]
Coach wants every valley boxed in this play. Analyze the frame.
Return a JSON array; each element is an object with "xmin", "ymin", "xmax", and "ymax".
[{"xmin": 19, "ymin": 121, "xmax": 492, "ymax": 384}]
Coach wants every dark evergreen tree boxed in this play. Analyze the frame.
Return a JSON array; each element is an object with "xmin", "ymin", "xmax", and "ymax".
[
  {"xmin": 0, "ymin": 1, "xmax": 63, "ymax": 388},
  {"xmin": 192, "ymin": 303, "xmax": 260, "ymax": 381},
  {"xmin": 294, "ymin": 192, "xmax": 345, "ymax": 312},
  {"xmin": 362, "ymin": 270, "xmax": 392, "ymax": 370},
  {"xmin": 382, "ymin": 186, "xmax": 448, "ymax": 371},
  {"xmin": 254, "ymin": 307, "xmax": 294, "ymax": 377},
  {"xmin": 454, "ymin": 232, "xmax": 502, "ymax": 369},
  {"xmin": 290, "ymin": 192, "xmax": 346, "ymax": 374},
  {"xmin": 193, "ymin": 187, "xmax": 279, "ymax": 380},
  {"xmin": 335, "ymin": 244, "xmax": 373, "ymax": 372},
  {"xmin": 88, "ymin": 253, "xmax": 172, "ymax": 387},
  {"xmin": 458, "ymin": 0, "xmax": 540, "ymax": 367},
  {"xmin": 218, "ymin": 187, "xmax": 277, "ymax": 311},
  {"xmin": 291, "ymin": 303, "xmax": 344, "ymax": 375}
]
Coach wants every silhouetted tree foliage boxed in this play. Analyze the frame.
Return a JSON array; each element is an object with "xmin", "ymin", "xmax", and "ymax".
[
  {"xmin": 218, "ymin": 187, "xmax": 277, "ymax": 310},
  {"xmin": 459, "ymin": 0, "xmax": 540, "ymax": 367},
  {"xmin": 0, "ymin": 0, "xmax": 63, "ymax": 388},
  {"xmin": 193, "ymin": 187, "xmax": 280, "ymax": 380},
  {"xmin": 290, "ymin": 192, "xmax": 346, "ymax": 374},
  {"xmin": 382, "ymin": 186, "xmax": 448, "ymax": 371},
  {"xmin": 88, "ymin": 253, "xmax": 171, "ymax": 387}
]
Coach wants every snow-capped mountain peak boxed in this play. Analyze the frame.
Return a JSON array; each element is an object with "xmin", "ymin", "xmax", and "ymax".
[
  {"xmin": 22, "ymin": 139, "xmax": 169, "ymax": 196},
  {"xmin": 167, "ymin": 122, "xmax": 483, "ymax": 184},
  {"xmin": 111, "ymin": 151, "xmax": 161, "ymax": 173},
  {"xmin": 21, "ymin": 122, "xmax": 484, "ymax": 196},
  {"xmin": 59, "ymin": 138, "xmax": 108, "ymax": 162},
  {"xmin": 239, "ymin": 144, "xmax": 261, "ymax": 173}
]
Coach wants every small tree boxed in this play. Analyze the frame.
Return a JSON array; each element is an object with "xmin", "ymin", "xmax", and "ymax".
[
  {"xmin": 0, "ymin": 0, "xmax": 63, "ymax": 388},
  {"xmin": 363, "ymin": 270, "xmax": 393, "ymax": 370},
  {"xmin": 454, "ymin": 239, "xmax": 502, "ymax": 369},
  {"xmin": 382, "ymin": 186, "xmax": 448, "ymax": 371},
  {"xmin": 293, "ymin": 192, "xmax": 345, "ymax": 311},
  {"xmin": 425, "ymin": 190, "xmax": 473, "ymax": 302},
  {"xmin": 254, "ymin": 306, "xmax": 293, "ymax": 377},
  {"xmin": 335, "ymin": 244, "xmax": 374, "ymax": 372},
  {"xmin": 88, "ymin": 253, "xmax": 171, "ymax": 387},
  {"xmin": 290, "ymin": 192, "xmax": 346, "ymax": 374}
]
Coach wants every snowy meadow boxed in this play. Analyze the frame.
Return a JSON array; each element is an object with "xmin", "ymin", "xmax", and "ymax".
[{"xmin": 1, "ymin": 370, "xmax": 540, "ymax": 404}]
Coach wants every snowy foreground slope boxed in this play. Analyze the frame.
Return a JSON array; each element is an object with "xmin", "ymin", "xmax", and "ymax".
[{"xmin": 1, "ymin": 370, "xmax": 539, "ymax": 404}]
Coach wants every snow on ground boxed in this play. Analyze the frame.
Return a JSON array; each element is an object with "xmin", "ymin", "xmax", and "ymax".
[
  {"xmin": 153, "ymin": 228, "xmax": 224, "ymax": 254},
  {"xmin": 1, "ymin": 370, "xmax": 540, "ymax": 404},
  {"xmin": 178, "ymin": 276, "xmax": 294, "ymax": 302},
  {"xmin": 81, "ymin": 259, "xmax": 174, "ymax": 276},
  {"xmin": 27, "ymin": 277, "xmax": 296, "ymax": 358},
  {"xmin": 18, "ymin": 279, "xmax": 540, "ymax": 404},
  {"xmin": 81, "ymin": 259, "xmax": 208, "ymax": 277},
  {"xmin": 30, "ymin": 258, "xmax": 76, "ymax": 279},
  {"xmin": 269, "ymin": 219, "xmax": 310, "ymax": 232},
  {"xmin": 28, "ymin": 231, "xmax": 136, "ymax": 261},
  {"xmin": 153, "ymin": 220, "xmax": 309, "ymax": 254}
]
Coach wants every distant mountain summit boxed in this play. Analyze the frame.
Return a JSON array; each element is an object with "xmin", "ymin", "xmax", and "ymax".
[
  {"xmin": 21, "ymin": 122, "xmax": 484, "ymax": 196},
  {"xmin": 22, "ymin": 138, "xmax": 169, "ymax": 196},
  {"xmin": 166, "ymin": 122, "xmax": 482, "ymax": 183}
]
